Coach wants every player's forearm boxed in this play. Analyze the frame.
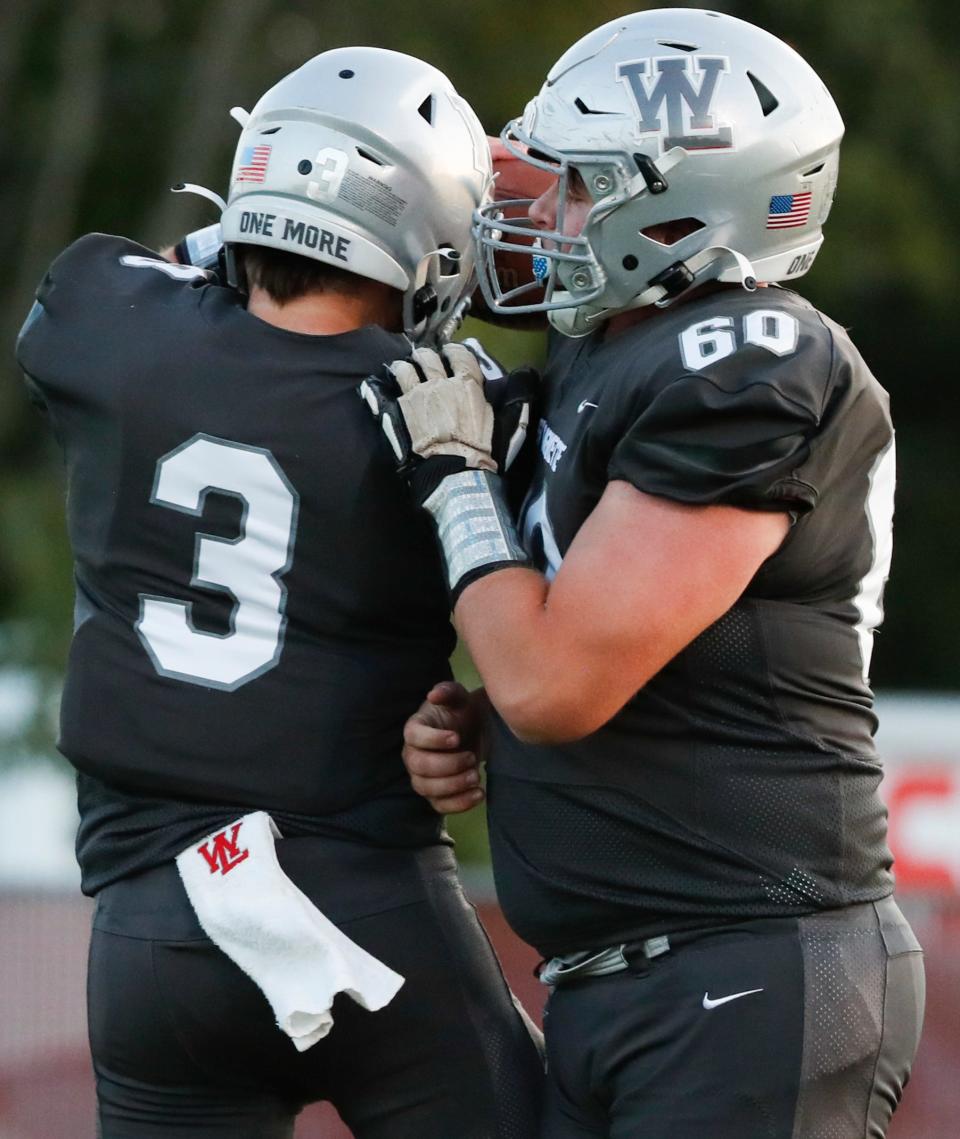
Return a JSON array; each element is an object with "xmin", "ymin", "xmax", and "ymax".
[
  {"xmin": 453, "ymin": 569, "xmax": 626, "ymax": 745},
  {"xmin": 417, "ymin": 469, "xmax": 652, "ymax": 743},
  {"xmin": 449, "ymin": 482, "xmax": 784, "ymax": 744}
]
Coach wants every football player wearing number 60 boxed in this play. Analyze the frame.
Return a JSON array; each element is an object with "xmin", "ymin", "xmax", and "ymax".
[
  {"xmin": 15, "ymin": 47, "xmax": 543, "ymax": 1139},
  {"xmin": 380, "ymin": 10, "xmax": 925, "ymax": 1138}
]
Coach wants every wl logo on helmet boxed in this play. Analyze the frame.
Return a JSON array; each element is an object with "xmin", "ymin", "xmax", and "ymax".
[
  {"xmin": 197, "ymin": 822, "xmax": 250, "ymax": 876},
  {"xmin": 617, "ymin": 55, "xmax": 733, "ymax": 152}
]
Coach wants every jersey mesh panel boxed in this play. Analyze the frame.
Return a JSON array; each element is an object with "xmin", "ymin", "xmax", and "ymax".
[{"xmin": 792, "ymin": 915, "xmax": 886, "ymax": 1138}]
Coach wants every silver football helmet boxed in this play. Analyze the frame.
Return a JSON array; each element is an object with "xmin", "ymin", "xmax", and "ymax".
[
  {"xmin": 220, "ymin": 47, "xmax": 491, "ymax": 344},
  {"xmin": 474, "ymin": 9, "xmax": 844, "ymax": 337}
]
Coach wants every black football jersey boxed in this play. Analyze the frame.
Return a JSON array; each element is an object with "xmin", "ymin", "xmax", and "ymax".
[
  {"xmin": 486, "ymin": 286, "xmax": 897, "ymax": 957},
  {"xmin": 17, "ymin": 234, "xmax": 453, "ymax": 888}
]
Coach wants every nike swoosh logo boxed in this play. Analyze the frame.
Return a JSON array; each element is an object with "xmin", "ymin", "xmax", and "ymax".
[
  {"xmin": 577, "ymin": 400, "xmax": 598, "ymax": 413},
  {"xmin": 702, "ymin": 988, "xmax": 764, "ymax": 1010}
]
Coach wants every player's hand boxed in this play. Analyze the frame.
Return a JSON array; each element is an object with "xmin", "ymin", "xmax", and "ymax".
[
  {"xmin": 402, "ymin": 682, "xmax": 488, "ymax": 814},
  {"xmin": 463, "ymin": 338, "xmax": 538, "ymax": 474},
  {"xmin": 360, "ymin": 343, "xmax": 495, "ymax": 493},
  {"xmin": 488, "ymin": 135, "xmax": 557, "ymax": 204},
  {"xmin": 359, "ymin": 341, "xmax": 537, "ymax": 503}
]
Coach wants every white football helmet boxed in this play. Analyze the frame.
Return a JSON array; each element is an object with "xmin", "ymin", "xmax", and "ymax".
[
  {"xmin": 474, "ymin": 9, "xmax": 844, "ymax": 337},
  {"xmin": 219, "ymin": 47, "xmax": 492, "ymax": 344}
]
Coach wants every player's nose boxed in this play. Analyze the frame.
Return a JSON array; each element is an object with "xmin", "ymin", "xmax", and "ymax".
[{"xmin": 528, "ymin": 182, "xmax": 559, "ymax": 230}]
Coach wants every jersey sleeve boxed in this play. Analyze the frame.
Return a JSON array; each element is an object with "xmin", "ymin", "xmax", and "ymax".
[
  {"xmin": 607, "ymin": 339, "xmax": 828, "ymax": 514},
  {"xmin": 15, "ymin": 233, "xmax": 211, "ymax": 405}
]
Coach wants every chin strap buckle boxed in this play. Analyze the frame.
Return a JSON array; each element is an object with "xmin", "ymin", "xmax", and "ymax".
[
  {"xmin": 649, "ymin": 260, "xmax": 695, "ymax": 298},
  {"xmin": 412, "ymin": 284, "xmax": 439, "ymax": 325},
  {"xmin": 632, "ymin": 152, "xmax": 669, "ymax": 195}
]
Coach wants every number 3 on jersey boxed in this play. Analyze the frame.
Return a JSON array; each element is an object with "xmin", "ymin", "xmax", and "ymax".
[{"xmin": 136, "ymin": 434, "xmax": 299, "ymax": 690}]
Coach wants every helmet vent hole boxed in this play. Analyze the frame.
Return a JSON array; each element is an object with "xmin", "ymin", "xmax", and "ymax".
[
  {"xmin": 802, "ymin": 163, "xmax": 825, "ymax": 177},
  {"xmin": 574, "ymin": 97, "xmax": 614, "ymax": 116},
  {"xmin": 297, "ymin": 160, "xmax": 312, "ymax": 175},
  {"xmin": 640, "ymin": 218, "xmax": 705, "ymax": 246},
  {"xmin": 747, "ymin": 72, "xmax": 779, "ymax": 116},
  {"xmin": 418, "ymin": 95, "xmax": 436, "ymax": 124},
  {"xmin": 657, "ymin": 40, "xmax": 697, "ymax": 52},
  {"xmin": 622, "ymin": 255, "xmax": 639, "ymax": 270},
  {"xmin": 260, "ymin": 126, "xmax": 282, "ymax": 135},
  {"xmin": 338, "ymin": 69, "xmax": 355, "ymax": 79},
  {"xmin": 356, "ymin": 147, "xmax": 386, "ymax": 167}
]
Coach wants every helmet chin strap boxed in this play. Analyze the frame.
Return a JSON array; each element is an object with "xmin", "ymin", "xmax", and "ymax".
[
  {"xmin": 548, "ymin": 245, "xmax": 758, "ymax": 337},
  {"xmin": 409, "ymin": 246, "xmax": 468, "ymax": 346},
  {"xmin": 171, "ymin": 183, "xmax": 228, "ymax": 214},
  {"xmin": 168, "ymin": 107, "xmax": 242, "ymax": 222},
  {"xmin": 629, "ymin": 245, "xmax": 757, "ymax": 311}
]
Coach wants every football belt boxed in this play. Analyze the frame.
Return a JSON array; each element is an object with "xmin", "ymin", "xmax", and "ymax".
[{"xmin": 540, "ymin": 935, "xmax": 671, "ymax": 986}]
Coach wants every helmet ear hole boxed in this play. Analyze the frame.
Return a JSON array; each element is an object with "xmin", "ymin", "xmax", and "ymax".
[{"xmin": 438, "ymin": 247, "xmax": 461, "ymax": 276}]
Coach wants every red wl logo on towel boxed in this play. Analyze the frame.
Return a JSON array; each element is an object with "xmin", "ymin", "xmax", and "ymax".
[{"xmin": 198, "ymin": 823, "xmax": 250, "ymax": 875}]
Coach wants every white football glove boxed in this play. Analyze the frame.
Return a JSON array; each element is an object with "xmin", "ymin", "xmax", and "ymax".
[
  {"xmin": 359, "ymin": 340, "xmax": 537, "ymax": 599},
  {"xmin": 360, "ymin": 339, "xmax": 537, "ymax": 500},
  {"xmin": 376, "ymin": 342, "xmax": 497, "ymax": 473}
]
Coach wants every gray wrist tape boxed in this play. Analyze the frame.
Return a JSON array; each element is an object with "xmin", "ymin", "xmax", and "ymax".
[
  {"xmin": 182, "ymin": 223, "xmax": 223, "ymax": 269},
  {"xmin": 422, "ymin": 470, "xmax": 529, "ymax": 596}
]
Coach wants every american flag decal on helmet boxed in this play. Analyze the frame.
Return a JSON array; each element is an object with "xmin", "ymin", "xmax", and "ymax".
[
  {"xmin": 236, "ymin": 144, "xmax": 272, "ymax": 184},
  {"xmin": 767, "ymin": 191, "xmax": 812, "ymax": 229}
]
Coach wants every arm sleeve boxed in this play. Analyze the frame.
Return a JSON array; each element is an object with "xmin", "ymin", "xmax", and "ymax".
[{"xmin": 607, "ymin": 364, "xmax": 823, "ymax": 513}]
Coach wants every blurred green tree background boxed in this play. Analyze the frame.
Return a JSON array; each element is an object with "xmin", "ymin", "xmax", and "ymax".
[{"xmin": 1, "ymin": 1, "xmax": 957, "ymax": 856}]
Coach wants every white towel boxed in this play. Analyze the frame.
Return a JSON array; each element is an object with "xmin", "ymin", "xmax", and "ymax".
[{"xmin": 175, "ymin": 811, "xmax": 404, "ymax": 1051}]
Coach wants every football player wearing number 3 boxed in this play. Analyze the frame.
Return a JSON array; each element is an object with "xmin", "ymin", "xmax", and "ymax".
[
  {"xmin": 16, "ymin": 48, "xmax": 544, "ymax": 1139},
  {"xmin": 381, "ymin": 10, "xmax": 925, "ymax": 1138}
]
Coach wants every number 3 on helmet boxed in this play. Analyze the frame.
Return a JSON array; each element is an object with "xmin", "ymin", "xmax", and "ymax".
[{"xmin": 219, "ymin": 47, "xmax": 493, "ymax": 346}]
